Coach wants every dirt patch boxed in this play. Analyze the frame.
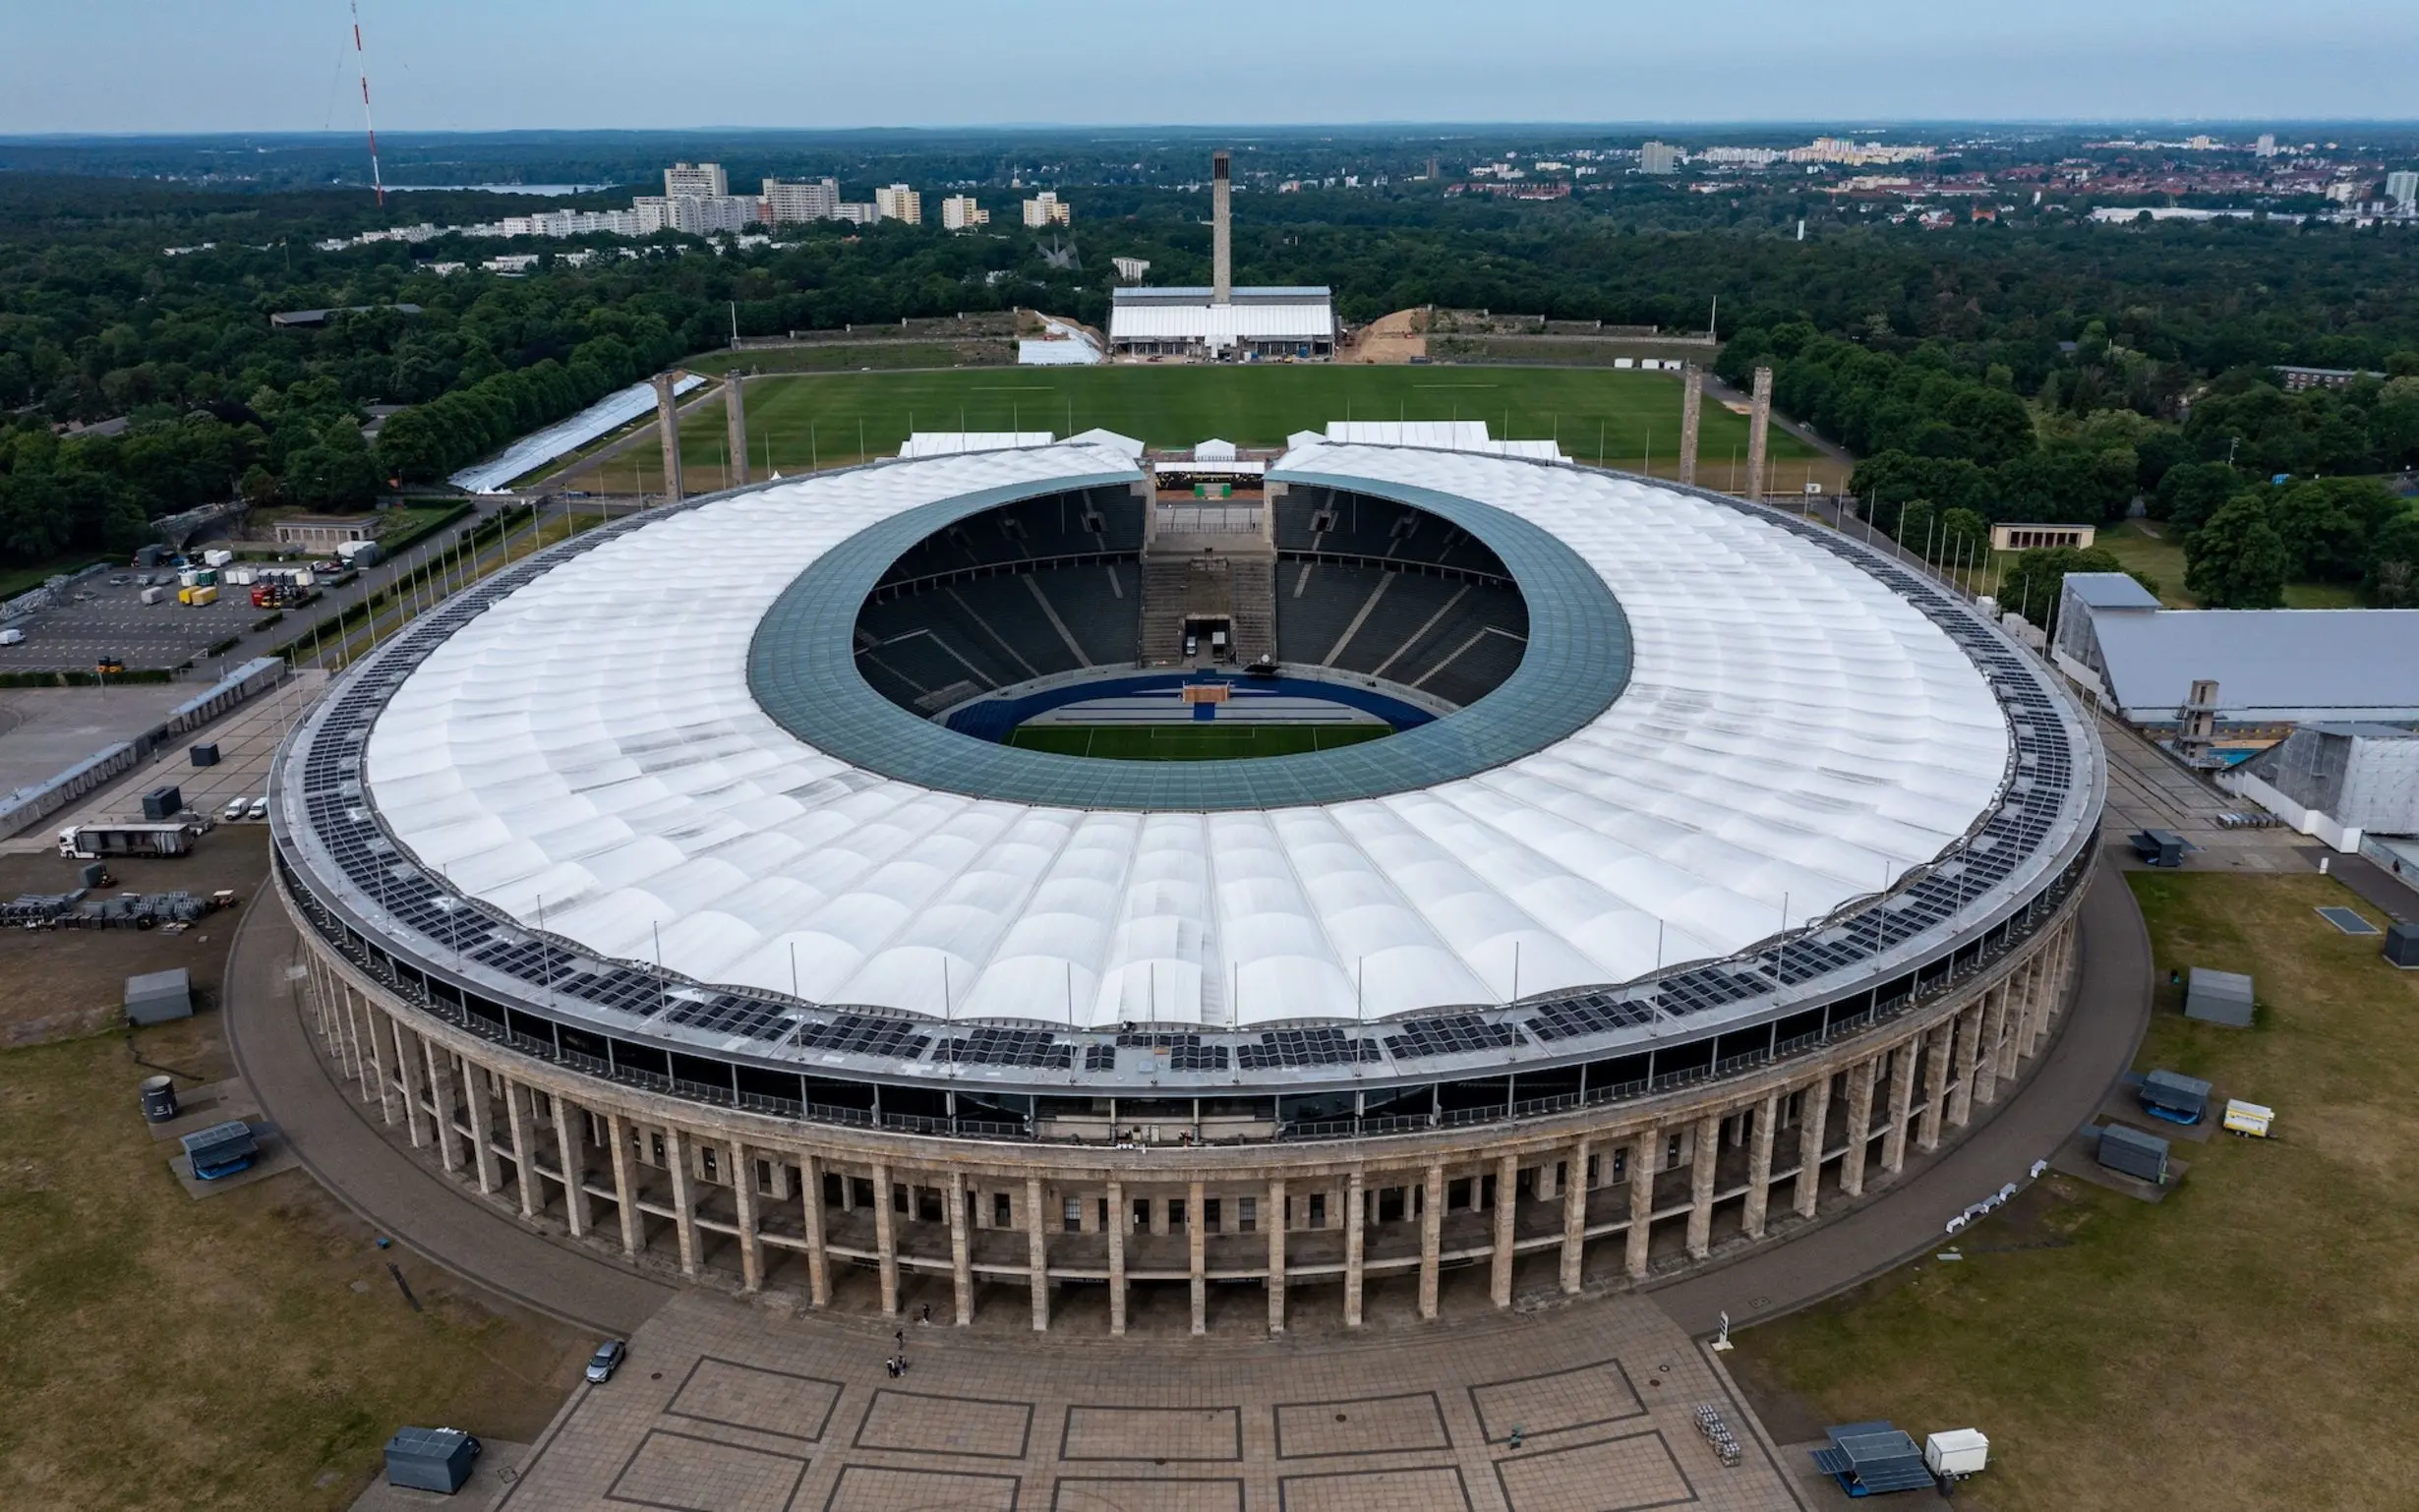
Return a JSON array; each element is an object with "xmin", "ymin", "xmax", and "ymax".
[
  {"xmin": 1340, "ymin": 308, "xmax": 1428, "ymax": 365},
  {"xmin": 0, "ymin": 826, "xmax": 268, "ymax": 1038}
]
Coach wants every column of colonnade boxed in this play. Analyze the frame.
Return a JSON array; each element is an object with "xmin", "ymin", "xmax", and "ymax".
[{"xmin": 286, "ymin": 901, "xmax": 2081, "ymax": 1334}]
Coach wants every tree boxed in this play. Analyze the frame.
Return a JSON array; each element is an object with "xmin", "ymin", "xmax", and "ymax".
[
  {"xmin": 2184, "ymin": 496, "xmax": 2289, "ymax": 609},
  {"xmin": 1996, "ymin": 546, "xmax": 2156, "ymax": 636},
  {"xmin": 2268, "ymin": 477, "xmax": 2402, "ymax": 582},
  {"xmin": 2367, "ymin": 508, "xmax": 2419, "ymax": 608},
  {"xmin": 2152, "ymin": 461, "xmax": 2240, "ymax": 532}
]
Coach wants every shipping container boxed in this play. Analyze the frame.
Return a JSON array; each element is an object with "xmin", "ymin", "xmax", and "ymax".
[
  {"xmin": 141, "ymin": 586, "xmax": 166, "ymax": 605},
  {"xmin": 186, "ymin": 585, "xmax": 217, "ymax": 606},
  {"xmin": 202, "ymin": 550, "xmax": 233, "ymax": 567}
]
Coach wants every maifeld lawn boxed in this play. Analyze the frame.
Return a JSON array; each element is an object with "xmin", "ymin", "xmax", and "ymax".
[
  {"xmin": 1730, "ymin": 870, "xmax": 2419, "ymax": 1510},
  {"xmin": 603, "ymin": 364, "xmax": 1826, "ymax": 489}
]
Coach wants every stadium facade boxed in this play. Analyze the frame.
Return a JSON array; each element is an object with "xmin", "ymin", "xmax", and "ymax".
[{"xmin": 272, "ymin": 432, "xmax": 2102, "ymax": 1333}]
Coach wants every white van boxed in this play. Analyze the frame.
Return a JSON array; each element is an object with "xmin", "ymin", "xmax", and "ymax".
[{"xmin": 0, "ymin": 628, "xmax": 24, "ymax": 646}]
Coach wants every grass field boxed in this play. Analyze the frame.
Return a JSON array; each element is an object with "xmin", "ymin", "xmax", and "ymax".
[
  {"xmin": 1729, "ymin": 870, "xmax": 2419, "ymax": 1509},
  {"xmin": 1982, "ymin": 521, "xmax": 2369, "ymax": 612},
  {"xmin": 0, "ymin": 999, "xmax": 584, "ymax": 1510},
  {"xmin": 583, "ymin": 365, "xmax": 1831, "ymax": 493},
  {"xmin": 1007, "ymin": 723, "xmax": 1390, "ymax": 760}
]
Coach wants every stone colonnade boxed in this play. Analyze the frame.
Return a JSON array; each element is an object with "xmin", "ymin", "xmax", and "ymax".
[{"xmin": 289, "ymin": 897, "xmax": 2079, "ymax": 1336}]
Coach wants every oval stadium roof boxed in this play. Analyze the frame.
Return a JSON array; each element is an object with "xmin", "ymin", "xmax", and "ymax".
[{"xmin": 361, "ymin": 438, "xmax": 2010, "ymax": 1030}]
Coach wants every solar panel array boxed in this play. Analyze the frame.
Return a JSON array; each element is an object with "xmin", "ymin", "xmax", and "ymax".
[
  {"xmin": 1236, "ymin": 1028, "xmax": 1384, "ymax": 1069},
  {"xmin": 280, "ymin": 476, "xmax": 2090, "ymax": 1106},
  {"xmin": 1384, "ymin": 1014, "xmax": 1524, "ymax": 1060}
]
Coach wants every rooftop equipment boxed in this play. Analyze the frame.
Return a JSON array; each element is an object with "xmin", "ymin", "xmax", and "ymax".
[
  {"xmin": 2184, "ymin": 967, "xmax": 2255, "ymax": 1027},
  {"xmin": 179, "ymin": 1120, "xmax": 257, "ymax": 1180},
  {"xmin": 1810, "ymin": 1422, "xmax": 1937, "ymax": 1495},
  {"xmin": 384, "ymin": 1426, "xmax": 480, "ymax": 1493},
  {"xmin": 141, "ymin": 785, "xmax": 184, "ymax": 821},
  {"xmin": 124, "ymin": 967, "xmax": 194, "ymax": 1025},
  {"xmin": 2386, "ymin": 922, "xmax": 2419, "ymax": 970},
  {"xmin": 189, "ymin": 742, "xmax": 219, "ymax": 768},
  {"xmin": 140, "ymin": 1075, "xmax": 179, "ymax": 1123},
  {"xmin": 2140, "ymin": 1069, "xmax": 2212, "ymax": 1124},
  {"xmin": 2096, "ymin": 1123, "xmax": 2170, "ymax": 1185}
]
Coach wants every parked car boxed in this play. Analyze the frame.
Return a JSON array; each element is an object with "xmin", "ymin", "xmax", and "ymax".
[
  {"xmin": 585, "ymin": 1339, "xmax": 627, "ymax": 1383},
  {"xmin": 247, "ymin": 794, "xmax": 270, "ymax": 821}
]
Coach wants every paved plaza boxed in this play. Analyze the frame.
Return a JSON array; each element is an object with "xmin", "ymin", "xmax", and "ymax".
[{"xmin": 494, "ymin": 1288, "xmax": 1807, "ymax": 1512}]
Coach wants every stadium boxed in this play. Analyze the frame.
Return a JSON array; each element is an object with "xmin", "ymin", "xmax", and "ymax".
[{"xmin": 270, "ymin": 425, "xmax": 2102, "ymax": 1335}]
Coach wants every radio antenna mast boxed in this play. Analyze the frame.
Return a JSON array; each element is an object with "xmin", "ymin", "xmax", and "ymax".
[{"xmin": 350, "ymin": 2, "xmax": 385, "ymax": 205}]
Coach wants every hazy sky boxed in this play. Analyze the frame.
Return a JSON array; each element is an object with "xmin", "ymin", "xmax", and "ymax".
[{"xmin": 5, "ymin": 0, "xmax": 2415, "ymax": 135}]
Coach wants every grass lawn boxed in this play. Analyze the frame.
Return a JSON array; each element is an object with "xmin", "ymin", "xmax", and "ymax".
[
  {"xmin": 0, "ymin": 554, "xmax": 110, "ymax": 600},
  {"xmin": 2092, "ymin": 521, "xmax": 2192, "ymax": 605},
  {"xmin": 1007, "ymin": 723, "xmax": 1390, "ymax": 760},
  {"xmin": 0, "ymin": 1016, "xmax": 587, "ymax": 1511},
  {"xmin": 604, "ymin": 366, "xmax": 1827, "ymax": 493},
  {"xmin": 1728, "ymin": 870, "xmax": 2419, "ymax": 1508},
  {"xmin": 684, "ymin": 340, "xmax": 1011, "ymax": 378}
]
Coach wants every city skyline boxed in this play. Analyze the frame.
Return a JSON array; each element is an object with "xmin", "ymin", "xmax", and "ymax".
[{"xmin": 4, "ymin": 0, "xmax": 2414, "ymax": 136}]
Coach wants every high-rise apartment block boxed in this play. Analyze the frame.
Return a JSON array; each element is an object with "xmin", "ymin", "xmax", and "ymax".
[
  {"xmin": 939, "ymin": 196, "xmax": 989, "ymax": 231},
  {"xmin": 2256, "ymin": 133, "xmax": 2278, "ymax": 158},
  {"xmin": 1638, "ymin": 142, "xmax": 1682, "ymax": 176},
  {"xmin": 762, "ymin": 177, "xmax": 841, "ymax": 224},
  {"xmin": 874, "ymin": 185, "xmax": 922, "ymax": 224},
  {"xmin": 1022, "ymin": 192, "xmax": 1071, "ymax": 227},
  {"xmin": 2389, "ymin": 170, "xmax": 2419, "ymax": 215},
  {"xmin": 664, "ymin": 161, "xmax": 729, "ymax": 199}
]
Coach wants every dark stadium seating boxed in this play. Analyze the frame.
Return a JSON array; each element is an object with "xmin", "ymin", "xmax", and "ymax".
[
  {"xmin": 856, "ymin": 562, "xmax": 1140, "ymax": 714},
  {"xmin": 1273, "ymin": 490, "xmax": 1508, "ymax": 576},
  {"xmin": 874, "ymin": 488, "xmax": 1143, "ymax": 586}
]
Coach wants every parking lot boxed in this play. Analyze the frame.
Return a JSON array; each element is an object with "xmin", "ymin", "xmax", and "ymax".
[{"xmin": 0, "ymin": 569, "xmax": 276, "ymax": 674}]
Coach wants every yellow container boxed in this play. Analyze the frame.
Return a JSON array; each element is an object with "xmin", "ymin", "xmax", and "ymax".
[{"xmin": 186, "ymin": 585, "xmax": 217, "ymax": 607}]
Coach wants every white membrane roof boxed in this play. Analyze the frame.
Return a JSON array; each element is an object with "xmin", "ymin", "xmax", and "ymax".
[{"xmin": 365, "ymin": 439, "xmax": 2011, "ymax": 1030}]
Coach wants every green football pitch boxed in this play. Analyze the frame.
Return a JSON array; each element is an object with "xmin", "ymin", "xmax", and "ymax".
[
  {"xmin": 634, "ymin": 364, "xmax": 1827, "ymax": 490},
  {"xmin": 1006, "ymin": 723, "xmax": 1391, "ymax": 761}
]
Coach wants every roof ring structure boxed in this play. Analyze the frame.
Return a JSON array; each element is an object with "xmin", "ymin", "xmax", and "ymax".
[{"xmin": 747, "ymin": 473, "xmax": 1633, "ymax": 811}]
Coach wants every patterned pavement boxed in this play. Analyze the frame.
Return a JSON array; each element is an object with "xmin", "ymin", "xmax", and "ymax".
[{"xmin": 492, "ymin": 1288, "xmax": 1806, "ymax": 1512}]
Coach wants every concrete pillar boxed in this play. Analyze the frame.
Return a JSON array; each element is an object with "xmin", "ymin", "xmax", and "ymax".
[
  {"xmin": 1685, "ymin": 1114, "xmax": 1720, "ymax": 1259},
  {"xmin": 607, "ymin": 1111, "xmax": 639, "ymax": 1257},
  {"xmin": 1975, "ymin": 987, "xmax": 2008, "ymax": 1107},
  {"xmin": 555, "ymin": 1095, "xmax": 589, "ymax": 1239},
  {"xmin": 873, "ymin": 1161, "xmax": 899, "ymax": 1316},
  {"xmin": 1187, "ymin": 1178, "xmax": 1207, "ymax": 1336},
  {"xmin": 733, "ymin": 1140, "xmax": 761, "ymax": 1292},
  {"xmin": 1744, "ymin": 365, "xmax": 1774, "ymax": 501},
  {"xmin": 388, "ymin": 1018, "xmax": 428, "ymax": 1148},
  {"xmin": 464, "ymin": 1063, "xmax": 501, "ymax": 1194},
  {"xmin": 802, "ymin": 1153, "xmax": 831, "ymax": 1307},
  {"xmin": 1418, "ymin": 1161, "xmax": 1445, "ymax": 1320},
  {"xmin": 1794, "ymin": 1076, "xmax": 1831, "ymax": 1219},
  {"xmin": 422, "ymin": 1037, "xmax": 462, "ymax": 1173},
  {"xmin": 1949, "ymin": 1005, "xmax": 1983, "ymax": 1129},
  {"xmin": 1882, "ymin": 1038, "xmax": 1920, "ymax": 1177},
  {"xmin": 1490, "ymin": 1152, "xmax": 1518, "ymax": 1308},
  {"xmin": 503, "ymin": 1078, "xmax": 539, "ymax": 1218},
  {"xmin": 1624, "ymin": 1130, "xmax": 1657, "ymax": 1279},
  {"xmin": 1678, "ymin": 364, "xmax": 1704, "ymax": 486},
  {"xmin": 1343, "ymin": 1170, "xmax": 1367, "ymax": 1327},
  {"xmin": 666, "ymin": 1127, "xmax": 699, "ymax": 1278},
  {"xmin": 1210, "ymin": 149, "xmax": 1233, "ymax": 304},
  {"xmin": 1026, "ymin": 1175, "xmax": 1049, "ymax": 1331},
  {"xmin": 1841, "ymin": 1058, "xmax": 1878, "ymax": 1198},
  {"xmin": 949, "ymin": 1171, "xmax": 974, "ymax": 1325},
  {"xmin": 1266, "ymin": 1177, "xmax": 1287, "ymax": 1335},
  {"xmin": 1997, "ymin": 971, "xmax": 2029, "ymax": 1080},
  {"xmin": 1918, "ymin": 1022, "xmax": 1955, "ymax": 1154},
  {"xmin": 1742, "ymin": 1094, "xmax": 1779, "ymax": 1240},
  {"xmin": 1106, "ymin": 1177, "xmax": 1127, "ymax": 1337},
  {"xmin": 652, "ymin": 373, "xmax": 684, "ymax": 502},
  {"xmin": 359, "ymin": 992, "xmax": 393, "ymax": 1123},
  {"xmin": 1560, "ymin": 1137, "xmax": 1591, "ymax": 1293},
  {"xmin": 724, "ymin": 376, "xmax": 749, "ymax": 488}
]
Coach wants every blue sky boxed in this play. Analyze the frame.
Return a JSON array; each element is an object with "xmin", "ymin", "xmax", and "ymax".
[{"xmin": 6, "ymin": 0, "xmax": 2414, "ymax": 134}]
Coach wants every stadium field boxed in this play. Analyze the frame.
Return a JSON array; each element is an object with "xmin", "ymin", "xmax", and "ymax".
[
  {"xmin": 1006, "ymin": 723, "xmax": 1391, "ymax": 761},
  {"xmin": 617, "ymin": 364, "xmax": 1829, "ymax": 491}
]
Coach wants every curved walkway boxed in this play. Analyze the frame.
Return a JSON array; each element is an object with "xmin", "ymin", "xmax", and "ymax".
[
  {"xmin": 225, "ymin": 854, "xmax": 2150, "ymax": 1345},
  {"xmin": 223, "ymin": 891, "xmax": 674, "ymax": 1336},
  {"xmin": 1652, "ymin": 856, "xmax": 2152, "ymax": 1334}
]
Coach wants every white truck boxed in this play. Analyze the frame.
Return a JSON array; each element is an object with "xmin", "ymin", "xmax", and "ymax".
[
  {"xmin": 58, "ymin": 819, "xmax": 204, "ymax": 859},
  {"xmin": 335, "ymin": 540, "xmax": 383, "ymax": 568}
]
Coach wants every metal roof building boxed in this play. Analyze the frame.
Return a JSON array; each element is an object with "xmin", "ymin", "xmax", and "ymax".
[{"xmin": 1108, "ymin": 286, "xmax": 1335, "ymax": 358}]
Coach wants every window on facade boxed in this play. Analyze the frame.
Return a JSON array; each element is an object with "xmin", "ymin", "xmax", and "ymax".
[
  {"xmin": 1064, "ymin": 1197, "xmax": 1083, "ymax": 1232},
  {"xmin": 995, "ymin": 1192, "xmax": 1013, "ymax": 1227},
  {"xmin": 893, "ymin": 1184, "xmax": 910, "ymax": 1215},
  {"xmin": 1238, "ymin": 1196, "xmax": 1257, "ymax": 1233},
  {"xmin": 1169, "ymin": 1198, "xmax": 1187, "ymax": 1232},
  {"xmin": 1132, "ymin": 1197, "xmax": 1150, "ymax": 1233},
  {"xmin": 1309, "ymin": 1193, "xmax": 1328, "ymax": 1228},
  {"xmin": 1204, "ymin": 1198, "xmax": 1221, "ymax": 1233},
  {"xmin": 700, "ymin": 1146, "xmax": 718, "ymax": 1181},
  {"xmin": 756, "ymin": 1159, "xmax": 774, "ymax": 1192},
  {"xmin": 649, "ymin": 1134, "xmax": 665, "ymax": 1165}
]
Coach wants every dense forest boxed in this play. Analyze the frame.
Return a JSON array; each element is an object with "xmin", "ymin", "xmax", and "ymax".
[{"xmin": 2, "ymin": 166, "xmax": 2416, "ymax": 603}]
